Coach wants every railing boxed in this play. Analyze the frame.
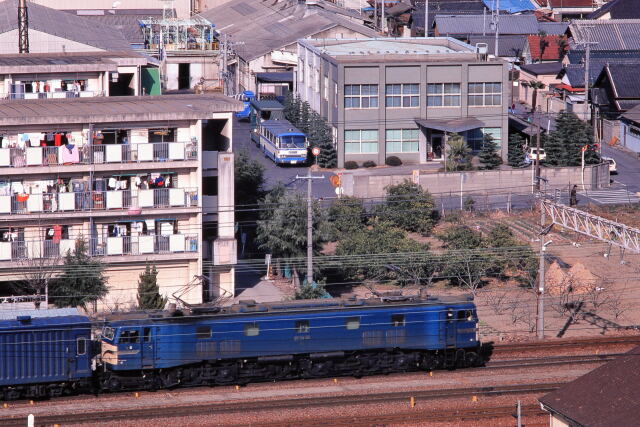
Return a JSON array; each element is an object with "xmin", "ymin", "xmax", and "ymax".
[
  {"xmin": 0, "ymin": 187, "xmax": 199, "ymax": 215},
  {"xmin": 0, "ymin": 141, "xmax": 198, "ymax": 168},
  {"xmin": 0, "ymin": 234, "xmax": 199, "ymax": 261},
  {"xmin": 0, "ymin": 90, "xmax": 105, "ymax": 100}
]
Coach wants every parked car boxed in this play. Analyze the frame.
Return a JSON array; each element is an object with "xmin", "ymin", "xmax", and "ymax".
[
  {"xmin": 528, "ymin": 147, "xmax": 546, "ymax": 162},
  {"xmin": 601, "ymin": 156, "xmax": 617, "ymax": 174}
]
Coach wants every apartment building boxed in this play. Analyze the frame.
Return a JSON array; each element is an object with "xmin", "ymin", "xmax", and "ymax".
[
  {"xmin": 0, "ymin": 94, "xmax": 241, "ymax": 310},
  {"xmin": 296, "ymin": 38, "xmax": 510, "ymax": 168}
]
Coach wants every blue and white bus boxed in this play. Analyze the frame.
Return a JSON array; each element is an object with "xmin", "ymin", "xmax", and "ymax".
[{"xmin": 255, "ymin": 120, "xmax": 307, "ymax": 165}]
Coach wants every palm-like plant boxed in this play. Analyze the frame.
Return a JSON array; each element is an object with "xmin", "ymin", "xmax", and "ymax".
[
  {"xmin": 521, "ymin": 80, "xmax": 546, "ymax": 113},
  {"xmin": 446, "ymin": 133, "xmax": 472, "ymax": 171}
]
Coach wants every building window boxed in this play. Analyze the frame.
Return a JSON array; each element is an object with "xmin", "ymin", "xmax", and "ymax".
[
  {"xmin": 333, "ymin": 82, "xmax": 338, "ymax": 108},
  {"xmin": 345, "ymin": 129, "xmax": 378, "ymax": 154},
  {"xmin": 468, "ymin": 82, "xmax": 502, "ymax": 106},
  {"xmin": 314, "ymin": 69, "xmax": 320, "ymax": 93},
  {"xmin": 385, "ymin": 83, "xmax": 419, "ymax": 108},
  {"xmin": 386, "ymin": 129, "xmax": 419, "ymax": 153},
  {"xmin": 324, "ymin": 76, "xmax": 328, "ymax": 100},
  {"xmin": 344, "ymin": 84, "xmax": 379, "ymax": 109},
  {"xmin": 299, "ymin": 60, "xmax": 304, "ymax": 83},
  {"xmin": 427, "ymin": 83, "xmax": 461, "ymax": 107},
  {"xmin": 466, "ymin": 127, "xmax": 502, "ymax": 151},
  {"xmin": 345, "ymin": 317, "xmax": 360, "ymax": 330},
  {"xmin": 628, "ymin": 124, "xmax": 640, "ymax": 138}
]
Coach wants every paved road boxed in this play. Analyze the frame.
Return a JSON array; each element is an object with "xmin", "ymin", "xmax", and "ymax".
[
  {"xmin": 233, "ymin": 118, "xmax": 336, "ymax": 198},
  {"xmin": 601, "ymin": 143, "xmax": 640, "ymax": 193}
]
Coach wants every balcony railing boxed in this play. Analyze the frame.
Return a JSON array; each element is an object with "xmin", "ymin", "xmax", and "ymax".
[
  {"xmin": 0, "ymin": 234, "xmax": 199, "ymax": 261},
  {"xmin": 0, "ymin": 142, "xmax": 198, "ymax": 168},
  {"xmin": 0, "ymin": 90, "xmax": 104, "ymax": 100},
  {"xmin": 0, "ymin": 187, "xmax": 199, "ymax": 215}
]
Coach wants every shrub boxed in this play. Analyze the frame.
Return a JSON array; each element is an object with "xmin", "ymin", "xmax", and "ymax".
[
  {"xmin": 344, "ymin": 161, "xmax": 359, "ymax": 170},
  {"xmin": 385, "ymin": 156, "xmax": 402, "ymax": 166},
  {"xmin": 363, "ymin": 160, "xmax": 377, "ymax": 168}
]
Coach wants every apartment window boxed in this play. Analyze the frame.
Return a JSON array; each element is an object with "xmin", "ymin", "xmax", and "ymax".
[
  {"xmin": 467, "ymin": 127, "xmax": 502, "ymax": 151},
  {"xmin": 468, "ymin": 82, "xmax": 502, "ymax": 106},
  {"xmin": 345, "ymin": 317, "xmax": 361, "ymax": 330},
  {"xmin": 314, "ymin": 69, "xmax": 320, "ymax": 93},
  {"xmin": 386, "ymin": 129, "xmax": 419, "ymax": 153},
  {"xmin": 345, "ymin": 130, "xmax": 378, "ymax": 154},
  {"xmin": 344, "ymin": 84, "xmax": 379, "ymax": 108},
  {"xmin": 324, "ymin": 76, "xmax": 329, "ymax": 100},
  {"xmin": 427, "ymin": 83, "xmax": 461, "ymax": 107},
  {"xmin": 299, "ymin": 60, "xmax": 304, "ymax": 83},
  {"xmin": 385, "ymin": 83, "xmax": 419, "ymax": 108},
  {"xmin": 333, "ymin": 82, "xmax": 338, "ymax": 108}
]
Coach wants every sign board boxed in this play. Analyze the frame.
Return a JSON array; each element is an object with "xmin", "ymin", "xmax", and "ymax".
[
  {"xmin": 329, "ymin": 175, "xmax": 341, "ymax": 188},
  {"xmin": 312, "ymin": 147, "xmax": 321, "ymax": 156},
  {"xmin": 412, "ymin": 170, "xmax": 420, "ymax": 184}
]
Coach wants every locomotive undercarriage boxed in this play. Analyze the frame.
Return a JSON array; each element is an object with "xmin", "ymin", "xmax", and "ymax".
[
  {"xmin": 99, "ymin": 347, "xmax": 483, "ymax": 393},
  {"xmin": 0, "ymin": 378, "xmax": 92, "ymax": 401}
]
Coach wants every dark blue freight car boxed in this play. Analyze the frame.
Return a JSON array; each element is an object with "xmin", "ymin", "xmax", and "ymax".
[
  {"xmin": 99, "ymin": 293, "xmax": 482, "ymax": 391},
  {"xmin": 0, "ymin": 309, "xmax": 92, "ymax": 400}
]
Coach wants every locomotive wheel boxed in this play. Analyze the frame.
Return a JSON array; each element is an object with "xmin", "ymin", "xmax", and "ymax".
[
  {"xmin": 464, "ymin": 352, "xmax": 481, "ymax": 368},
  {"xmin": 421, "ymin": 353, "xmax": 443, "ymax": 371}
]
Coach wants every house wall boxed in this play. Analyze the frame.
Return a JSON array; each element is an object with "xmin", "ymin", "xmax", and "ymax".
[
  {"xmin": 297, "ymin": 43, "xmax": 509, "ymax": 168},
  {"xmin": 518, "ymin": 70, "xmax": 562, "ymax": 109},
  {"xmin": 620, "ymin": 119, "xmax": 640, "ymax": 153}
]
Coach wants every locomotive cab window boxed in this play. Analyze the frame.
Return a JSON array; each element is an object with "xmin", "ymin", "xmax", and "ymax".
[
  {"xmin": 345, "ymin": 317, "xmax": 360, "ymax": 330},
  {"xmin": 143, "ymin": 327, "xmax": 151, "ymax": 342},
  {"xmin": 77, "ymin": 337, "xmax": 86, "ymax": 355},
  {"xmin": 120, "ymin": 330, "xmax": 140, "ymax": 343},
  {"xmin": 244, "ymin": 323, "xmax": 260, "ymax": 336},
  {"xmin": 458, "ymin": 310, "xmax": 473, "ymax": 321},
  {"xmin": 295, "ymin": 320, "xmax": 310, "ymax": 333},
  {"xmin": 196, "ymin": 326, "xmax": 212, "ymax": 339},
  {"xmin": 391, "ymin": 314, "xmax": 405, "ymax": 327}
]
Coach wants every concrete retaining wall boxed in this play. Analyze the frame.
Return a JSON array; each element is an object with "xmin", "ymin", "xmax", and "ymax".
[{"xmin": 342, "ymin": 163, "xmax": 610, "ymax": 198}]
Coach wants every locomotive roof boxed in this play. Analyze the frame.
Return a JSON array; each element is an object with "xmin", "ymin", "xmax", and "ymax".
[{"xmin": 103, "ymin": 294, "xmax": 475, "ymax": 324}]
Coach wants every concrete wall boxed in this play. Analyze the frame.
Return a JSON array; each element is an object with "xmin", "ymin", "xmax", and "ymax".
[{"xmin": 342, "ymin": 164, "xmax": 611, "ymax": 198}]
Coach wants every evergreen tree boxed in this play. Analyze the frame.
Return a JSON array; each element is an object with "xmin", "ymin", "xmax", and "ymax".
[
  {"xmin": 545, "ymin": 111, "xmax": 600, "ymax": 166},
  {"xmin": 376, "ymin": 180, "xmax": 438, "ymax": 234},
  {"xmin": 137, "ymin": 264, "xmax": 167, "ymax": 310},
  {"xmin": 283, "ymin": 91, "xmax": 295, "ymax": 123},
  {"xmin": 478, "ymin": 134, "xmax": 502, "ymax": 170},
  {"xmin": 298, "ymin": 101, "xmax": 312, "ymax": 135},
  {"xmin": 49, "ymin": 238, "xmax": 107, "ymax": 309},
  {"xmin": 507, "ymin": 133, "xmax": 526, "ymax": 167},
  {"xmin": 328, "ymin": 196, "xmax": 366, "ymax": 239},
  {"xmin": 295, "ymin": 281, "xmax": 330, "ymax": 299},
  {"xmin": 307, "ymin": 112, "xmax": 337, "ymax": 168}
]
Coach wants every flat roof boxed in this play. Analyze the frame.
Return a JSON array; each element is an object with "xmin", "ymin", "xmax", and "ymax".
[
  {"xmin": 0, "ymin": 94, "xmax": 243, "ymax": 126},
  {"xmin": 317, "ymin": 39, "xmax": 462, "ymax": 56},
  {"xmin": 0, "ymin": 51, "xmax": 152, "ymax": 74}
]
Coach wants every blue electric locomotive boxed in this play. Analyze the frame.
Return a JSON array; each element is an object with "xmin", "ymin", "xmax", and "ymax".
[
  {"xmin": 98, "ymin": 294, "xmax": 481, "ymax": 390},
  {"xmin": 0, "ymin": 309, "xmax": 93, "ymax": 400}
]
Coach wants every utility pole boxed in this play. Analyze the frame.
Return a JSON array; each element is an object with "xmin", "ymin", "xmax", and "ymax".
[
  {"xmin": 424, "ymin": 0, "xmax": 429, "ymax": 38},
  {"xmin": 219, "ymin": 34, "xmax": 243, "ymax": 95},
  {"xmin": 381, "ymin": 0, "xmax": 386, "ymax": 35},
  {"xmin": 575, "ymin": 25, "xmax": 597, "ymax": 121},
  {"xmin": 537, "ymin": 208, "xmax": 550, "ymax": 340},
  {"xmin": 296, "ymin": 172, "xmax": 324, "ymax": 285},
  {"xmin": 220, "ymin": 33, "xmax": 228, "ymax": 95},
  {"xmin": 18, "ymin": 0, "xmax": 29, "ymax": 53},
  {"xmin": 374, "ymin": 0, "xmax": 378, "ymax": 31},
  {"xmin": 493, "ymin": 0, "xmax": 500, "ymax": 58},
  {"xmin": 535, "ymin": 110, "xmax": 542, "ymax": 190}
]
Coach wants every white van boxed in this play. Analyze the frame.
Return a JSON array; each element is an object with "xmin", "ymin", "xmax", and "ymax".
[{"xmin": 602, "ymin": 156, "xmax": 617, "ymax": 174}]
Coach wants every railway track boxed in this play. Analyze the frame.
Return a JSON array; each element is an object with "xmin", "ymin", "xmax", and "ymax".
[
  {"xmin": 484, "ymin": 352, "xmax": 618, "ymax": 369},
  {"xmin": 1, "ymin": 382, "xmax": 562, "ymax": 426},
  {"xmin": 489, "ymin": 335, "xmax": 640, "ymax": 355}
]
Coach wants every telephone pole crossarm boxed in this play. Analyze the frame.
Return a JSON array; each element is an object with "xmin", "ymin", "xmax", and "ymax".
[{"xmin": 541, "ymin": 200, "xmax": 640, "ymax": 253}]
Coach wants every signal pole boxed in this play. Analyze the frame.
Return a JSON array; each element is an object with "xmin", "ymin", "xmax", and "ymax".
[{"xmin": 296, "ymin": 172, "xmax": 324, "ymax": 285}]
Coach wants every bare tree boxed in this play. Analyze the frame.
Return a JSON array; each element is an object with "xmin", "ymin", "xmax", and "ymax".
[{"xmin": 18, "ymin": 255, "xmax": 61, "ymax": 308}]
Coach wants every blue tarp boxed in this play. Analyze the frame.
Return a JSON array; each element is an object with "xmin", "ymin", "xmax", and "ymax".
[{"xmin": 482, "ymin": 0, "xmax": 536, "ymax": 13}]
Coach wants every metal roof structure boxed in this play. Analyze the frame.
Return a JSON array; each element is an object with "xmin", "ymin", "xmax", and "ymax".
[
  {"xmin": 415, "ymin": 117, "xmax": 484, "ymax": 132},
  {"xmin": 0, "ymin": 307, "xmax": 80, "ymax": 320},
  {"xmin": 0, "ymin": 51, "xmax": 150, "ymax": 73},
  {"xmin": 410, "ymin": 0, "xmax": 486, "ymax": 32},
  {"xmin": 0, "ymin": 94, "xmax": 243, "ymax": 126},
  {"xmin": 434, "ymin": 14, "xmax": 540, "ymax": 35},
  {"xmin": 520, "ymin": 62, "xmax": 563, "ymax": 76},
  {"xmin": 569, "ymin": 20, "xmax": 640, "ymax": 51},
  {"xmin": 538, "ymin": 22, "xmax": 569, "ymax": 36},
  {"xmin": 64, "ymin": 9, "xmax": 166, "ymax": 45},
  {"xmin": 199, "ymin": 0, "xmax": 377, "ymax": 61},
  {"xmin": 0, "ymin": 0, "xmax": 132, "ymax": 52},
  {"xmin": 589, "ymin": 0, "xmax": 640, "ymax": 19}
]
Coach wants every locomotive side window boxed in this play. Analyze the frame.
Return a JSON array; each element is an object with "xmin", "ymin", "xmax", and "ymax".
[
  {"xmin": 120, "ymin": 330, "xmax": 140, "ymax": 343},
  {"xmin": 196, "ymin": 326, "xmax": 212, "ymax": 339},
  {"xmin": 77, "ymin": 337, "xmax": 86, "ymax": 355},
  {"xmin": 295, "ymin": 320, "xmax": 310, "ymax": 333},
  {"xmin": 244, "ymin": 323, "xmax": 260, "ymax": 336},
  {"xmin": 457, "ymin": 310, "xmax": 473, "ymax": 321},
  {"xmin": 345, "ymin": 317, "xmax": 360, "ymax": 330},
  {"xmin": 391, "ymin": 314, "xmax": 405, "ymax": 327},
  {"xmin": 143, "ymin": 328, "xmax": 151, "ymax": 342}
]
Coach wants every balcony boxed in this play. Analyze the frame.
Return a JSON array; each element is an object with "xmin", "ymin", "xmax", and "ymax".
[
  {"xmin": 0, "ymin": 187, "xmax": 199, "ymax": 217},
  {"xmin": 0, "ymin": 141, "xmax": 198, "ymax": 169},
  {"xmin": 0, "ymin": 234, "xmax": 199, "ymax": 262}
]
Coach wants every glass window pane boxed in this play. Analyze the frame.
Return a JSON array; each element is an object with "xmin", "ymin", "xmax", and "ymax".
[
  {"xmin": 469, "ymin": 95, "xmax": 483, "ymax": 106},
  {"xmin": 469, "ymin": 83, "xmax": 483, "ymax": 93},
  {"xmin": 404, "ymin": 129, "xmax": 419, "ymax": 140},
  {"xmin": 344, "ymin": 98, "xmax": 352, "ymax": 108},
  {"xmin": 345, "ymin": 142, "xmax": 360, "ymax": 153},
  {"xmin": 344, "ymin": 85, "xmax": 352, "ymax": 95},
  {"xmin": 427, "ymin": 84, "xmax": 439, "ymax": 94},
  {"xmin": 386, "ymin": 129, "xmax": 401, "ymax": 140},
  {"xmin": 410, "ymin": 96, "xmax": 419, "ymax": 107},
  {"xmin": 386, "ymin": 84, "xmax": 400, "ymax": 94},
  {"xmin": 491, "ymin": 95, "xmax": 501, "ymax": 105},
  {"xmin": 351, "ymin": 85, "xmax": 361, "ymax": 95},
  {"xmin": 362, "ymin": 97, "xmax": 370, "ymax": 108},
  {"xmin": 362, "ymin": 142, "xmax": 378, "ymax": 153},
  {"xmin": 444, "ymin": 95, "xmax": 460, "ymax": 106},
  {"xmin": 409, "ymin": 84, "xmax": 420, "ymax": 94},
  {"xmin": 362, "ymin": 130, "xmax": 378, "ymax": 140},
  {"xmin": 402, "ymin": 141, "xmax": 419, "ymax": 152},
  {"xmin": 427, "ymin": 96, "xmax": 442, "ymax": 106},
  {"xmin": 386, "ymin": 96, "xmax": 398, "ymax": 107},
  {"xmin": 345, "ymin": 130, "xmax": 360, "ymax": 141},
  {"xmin": 362, "ymin": 85, "xmax": 371, "ymax": 95},
  {"xmin": 370, "ymin": 97, "xmax": 379, "ymax": 107},
  {"xmin": 387, "ymin": 141, "xmax": 401, "ymax": 152},
  {"xmin": 402, "ymin": 96, "xmax": 410, "ymax": 108}
]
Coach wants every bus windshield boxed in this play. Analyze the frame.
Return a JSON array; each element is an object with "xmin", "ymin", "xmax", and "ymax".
[{"xmin": 279, "ymin": 135, "xmax": 306, "ymax": 149}]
